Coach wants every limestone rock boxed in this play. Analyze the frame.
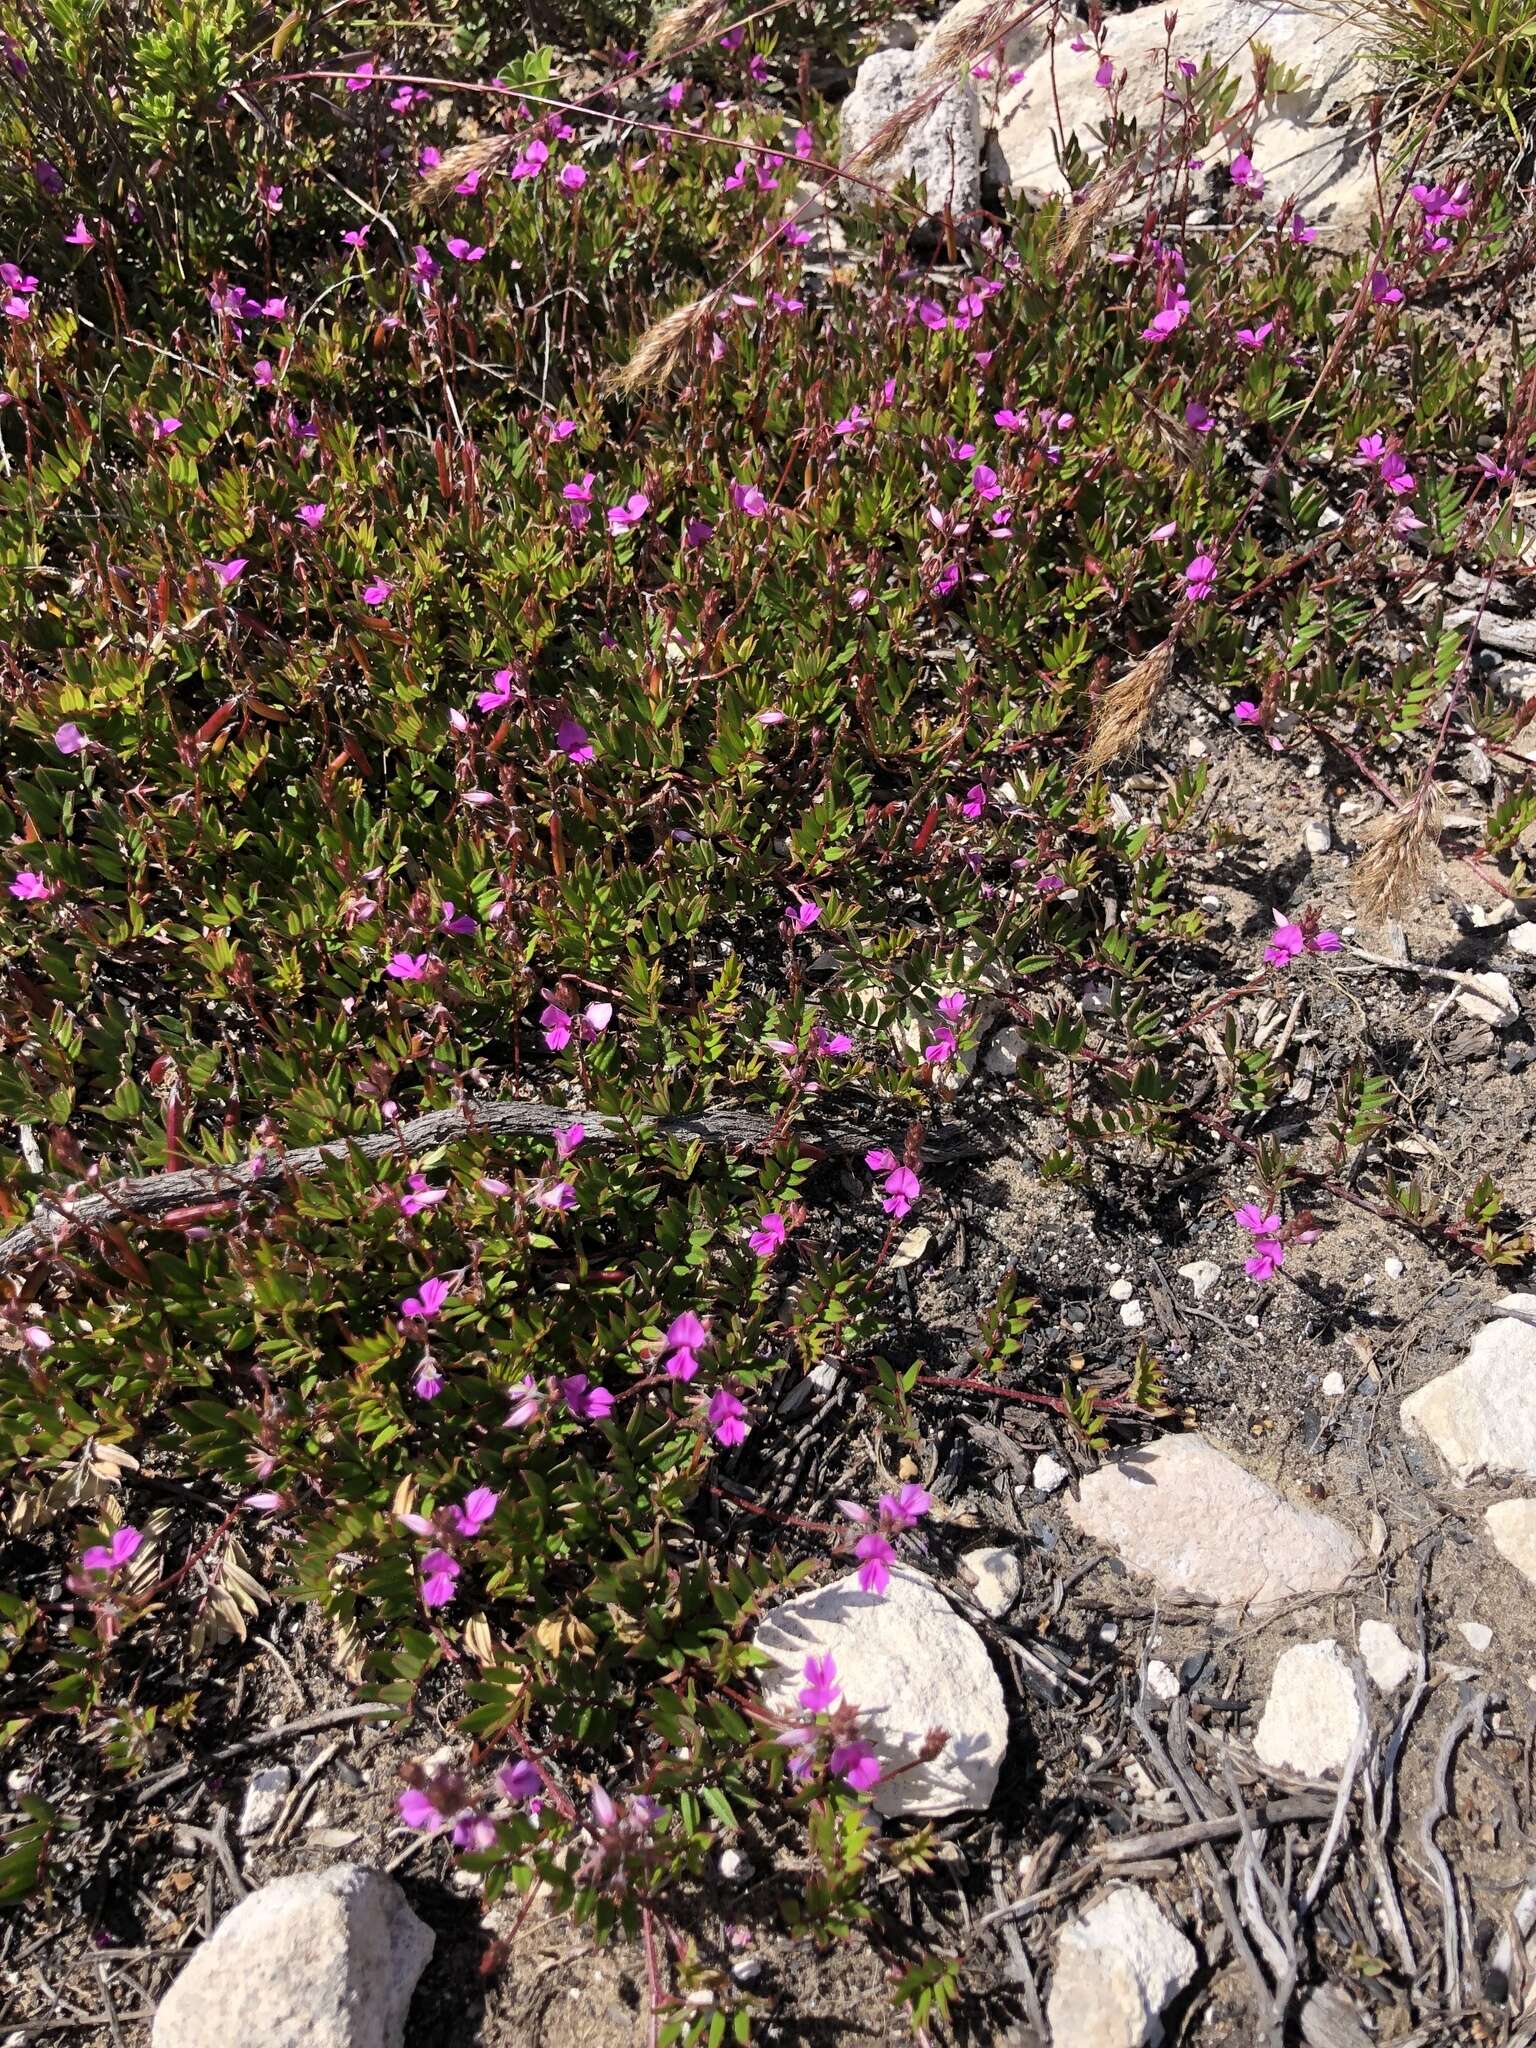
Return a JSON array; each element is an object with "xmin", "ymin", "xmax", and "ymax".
[
  {"xmin": 960, "ymin": 1545, "xmax": 1022, "ymax": 1617},
  {"xmin": 1401, "ymin": 1296, "xmax": 1536, "ymax": 1481},
  {"xmin": 1066, "ymin": 1434, "xmax": 1362, "ymax": 1615},
  {"xmin": 152, "ymin": 1865, "xmax": 434, "ymax": 2048},
  {"xmin": 1255, "ymin": 1640, "xmax": 1366, "ymax": 1778},
  {"xmin": 1358, "ymin": 1619, "xmax": 1415, "ymax": 1694},
  {"xmin": 1178, "ymin": 1258, "xmax": 1221, "ymax": 1298},
  {"xmin": 840, "ymin": 48, "xmax": 981, "ymax": 213},
  {"xmin": 1033, "ymin": 1452, "xmax": 1068, "ymax": 1493},
  {"xmin": 996, "ymin": 0, "xmax": 1380, "ymax": 238},
  {"xmin": 1047, "ymin": 1886, "xmax": 1196, "ymax": 2048},
  {"xmin": 1508, "ymin": 922, "xmax": 1536, "ymax": 958},
  {"xmin": 1486, "ymin": 1498, "xmax": 1536, "ymax": 1586},
  {"xmin": 238, "ymin": 1765, "xmax": 291, "ymax": 1840},
  {"xmin": 755, "ymin": 1565, "xmax": 1007, "ymax": 1816},
  {"xmin": 1458, "ymin": 1620, "xmax": 1493, "ymax": 1654},
  {"xmin": 1454, "ymin": 971, "xmax": 1519, "ymax": 1028}
]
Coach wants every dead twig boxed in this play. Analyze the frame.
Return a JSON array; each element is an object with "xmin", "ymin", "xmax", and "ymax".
[
  {"xmin": 129, "ymin": 1702, "xmax": 396, "ymax": 1807},
  {"xmin": 1422, "ymin": 1689, "xmax": 1488, "ymax": 2008}
]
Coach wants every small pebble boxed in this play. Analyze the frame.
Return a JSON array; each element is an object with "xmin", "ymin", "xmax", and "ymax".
[
  {"xmin": 1033, "ymin": 1453, "xmax": 1069, "ymax": 1494},
  {"xmin": 1384, "ymin": 1256, "xmax": 1405, "ymax": 1279},
  {"xmin": 1108, "ymin": 1278, "xmax": 1134, "ymax": 1302},
  {"xmin": 717, "ymin": 1846, "xmax": 754, "ymax": 1884},
  {"xmin": 1321, "ymin": 1370, "xmax": 1346, "ymax": 1399},
  {"xmin": 1178, "ymin": 1258, "xmax": 1222, "ymax": 1298},
  {"xmin": 1458, "ymin": 1621, "xmax": 1493, "ymax": 1654},
  {"xmin": 238, "ymin": 1765, "xmax": 292, "ymax": 1840},
  {"xmin": 1145, "ymin": 1659, "xmax": 1181, "ymax": 1702},
  {"xmin": 1303, "ymin": 819, "xmax": 1331, "ymax": 854},
  {"xmin": 1119, "ymin": 1300, "xmax": 1146, "ymax": 1330}
]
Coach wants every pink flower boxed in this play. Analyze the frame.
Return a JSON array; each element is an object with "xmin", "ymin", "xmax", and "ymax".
[
  {"xmin": 445, "ymin": 237, "xmax": 486, "ymax": 262},
  {"xmin": 707, "ymin": 1387, "xmax": 749, "ymax": 1445},
  {"xmin": 362, "ymin": 577, "xmax": 393, "ymax": 607},
  {"xmin": 666, "ymin": 1310, "xmax": 710, "ymax": 1352},
  {"xmin": 421, "ymin": 1550, "xmax": 460, "ymax": 1608},
  {"xmin": 1229, "ymin": 151, "xmax": 1263, "ymax": 196},
  {"xmin": 547, "ymin": 416, "xmax": 577, "ymax": 441},
  {"xmin": 1370, "ymin": 270, "xmax": 1403, "ymax": 306},
  {"xmin": 439, "ymin": 900, "xmax": 476, "ymax": 936},
  {"xmin": 1094, "ymin": 55, "xmax": 1114, "ymax": 86},
  {"xmin": 560, "ymin": 1374, "xmax": 614, "ymax": 1421},
  {"xmin": 386, "ymin": 951, "xmax": 433, "ymax": 980},
  {"xmin": 960, "ymin": 783, "xmax": 988, "ymax": 819},
  {"xmin": 788, "ymin": 898, "xmax": 820, "ymax": 929},
  {"xmin": 64, "ymin": 216, "xmax": 95, "ymax": 249},
  {"xmin": 1264, "ymin": 920, "xmax": 1305, "ymax": 966},
  {"xmin": 876, "ymin": 1165, "xmax": 920, "ymax": 1218},
  {"xmin": 880, "ymin": 1482, "xmax": 931, "ymax": 1529},
  {"xmin": 450, "ymin": 1486, "xmax": 500, "ymax": 1537},
  {"xmin": 298, "ymin": 502, "xmax": 326, "ymax": 528},
  {"xmin": 560, "ymin": 164, "xmax": 587, "ymax": 191},
  {"xmin": 1244, "ymin": 1239, "xmax": 1285, "ymax": 1282},
  {"xmin": 923, "ymin": 1026, "xmax": 956, "ymax": 1065},
  {"xmin": 400, "ymin": 1275, "xmax": 452, "ymax": 1321},
  {"xmin": 413, "ymin": 1358, "xmax": 444, "ymax": 1400},
  {"xmin": 540, "ymin": 998, "xmax": 611, "ymax": 1051},
  {"xmin": 54, "ymin": 722, "xmax": 85, "ymax": 755},
  {"xmin": 1185, "ymin": 399, "xmax": 1213, "ymax": 433},
  {"xmin": 533, "ymin": 1179, "xmax": 576, "ymax": 1211},
  {"xmin": 500, "ymin": 1761, "xmax": 542, "ymax": 1801},
  {"xmin": 1232, "ymin": 700, "xmax": 1262, "ymax": 724},
  {"xmin": 9, "ymin": 870, "xmax": 53, "ymax": 901},
  {"xmin": 830, "ymin": 1740, "xmax": 881, "ymax": 1791},
  {"xmin": 1234, "ymin": 1203, "xmax": 1281, "ymax": 1236},
  {"xmin": 731, "ymin": 481, "xmax": 769, "ymax": 517},
  {"xmin": 342, "ymin": 227, "xmax": 369, "ymax": 250},
  {"xmin": 399, "ymin": 1172, "xmax": 445, "ymax": 1215},
  {"xmin": 1182, "ymin": 553, "xmax": 1217, "ymax": 602},
  {"xmin": 607, "ymin": 492, "xmax": 649, "ymax": 530},
  {"xmin": 684, "ymin": 516, "xmax": 714, "ymax": 548},
  {"xmin": 81, "ymin": 1526, "xmax": 143, "ymax": 1574},
  {"xmin": 1234, "ymin": 321, "xmax": 1274, "ymax": 350},
  {"xmin": 798, "ymin": 1654, "xmax": 841, "ymax": 1713},
  {"xmin": 555, "ymin": 716, "xmax": 594, "ymax": 763},
  {"xmin": 209, "ymin": 556, "xmax": 247, "ymax": 587},
  {"xmin": 749, "ymin": 1212, "xmax": 787, "ymax": 1258},
  {"xmin": 554, "ymin": 1122, "xmax": 585, "ymax": 1159},
  {"xmin": 1290, "ymin": 211, "xmax": 1316, "ymax": 244},
  {"xmin": 154, "ymin": 417, "xmax": 181, "ymax": 438},
  {"xmin": 854, "ymin": 1531, "xmax": 895, "ymax": 1595}
]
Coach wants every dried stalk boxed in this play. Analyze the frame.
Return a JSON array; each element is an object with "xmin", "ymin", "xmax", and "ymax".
[
  {"xmin": 647, "ymin": 0, "xmax": 729, "ymax": 62},
  {"xmin": 1351, "ymin": 791, "xmax": 1443, "ymax": 927},
  {"xmin": 604, "ymin": 295, "xmax": 716, "ymax": 396},
  {"xmin": 1085, "ymin": 637, "xmax": 1176, "ymax": 771},
  {"xmin": 415, "ymin": 134, "xmax": 515, "ymax": 211}
]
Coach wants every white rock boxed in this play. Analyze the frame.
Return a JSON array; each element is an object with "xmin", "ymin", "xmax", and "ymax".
[
  {"xmin": 1358, "ymin": 1619, "xmax": 1415, "ymax": 1694},
  {"xmin": 1145, "ymin": 1659, "xmax": 1181, "ymax": 1703},
  {"xmin": 1033, "ymin": 1452, "xmax": 1069, "ymax": 1494},
  {"xmin": 1508, "ymin": 922, "xmax": 1536, "ymax": 958},
  {"xmin": 1046, "ymin": 1887, "xmax": 1196, "ymax": 2048},
  {"xmin": 1108, "ymin": 1277, "xmax": 1135, "ymax": 1302},
  {"xmin": 840, "ymin": 48, "xmax": 981, "ymax": 213},
  {"xmin": 1067, "ymin": 1435, "xmax": 1362, "ymax": 1615},
  {"xmin": 238, "ymin": 1766, "xmax": 292, "ymax": 1840},
  {"xmin": 1177, "ymin": 1259, "xmax": 1221, "ymax": 1299},
  {"xmin": 1119, "ymin": 1299, "xmax": 1147, "ymax": 1330},
  {"xmin": 985, "ymin": 1024, "xmax": 1027, "ymax": 1076},
  {"xmin": 755, "ymin": 1565, "xmax": 1008, "ymax": 1816},
  {"xmin": 1304, "ymin": 820, "xmax": 1332, "ymax": 855},
  {"xmin": 961, "ymin": 1545, "xmax": 1023, "ymax": 1617},
  {"xmin": 152, "ymin": 1865, "xmax": 434, "ymax": 2048},
  {"xmin": 1401, "ymin": 1295, "xmax": 1536, "ymax": 1481},
  {"xmin": 997, "ymin": 1, "xmax": 1380, "ymax": 237},
  {"xmin": 1254, "ymin": 1640, "xmax": 1366, "ymax": 1778},
  {"xmin": 1486, "ymin": 1498, "xmax": 1536, "ymax": 1587},
  {"xmin": 1320, "ymin": 1371, "xmax": 1346, "ymax": 1399},
  {"xmin": 1384, "ymin": 1256, "xmax": 1405, "ymax": 1279},
  {"xmin": 716, "ymin": 1846, "xmax": 754, "ymax": 1883},
  {"xmin": 1454, "ymin": 970, "xmax": 1519, "ymax": 1027},
  {"xmin": 1458, "ymin": 1621, "xmax": 1493, "ymax": 1654}
]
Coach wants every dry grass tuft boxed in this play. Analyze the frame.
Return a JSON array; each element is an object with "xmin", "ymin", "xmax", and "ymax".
[
  {"xmin": 647, "ymin": 0, "xmax": 729, "ymax": 63},
  {"xmin": 1084, "ymin": 638, "xmax": 1176, "ymax": 771},
  {"xmin": 604, "ymin": 296, "xmax": 717, "ymax": 396},
  {"xmin": 415, "ymin": 135, "xmax": 514, "ymax": 211},
  {"xmin": 1351, "ymin": 791, "xmax": 1443, "ymax": 926},
  {"xmin": 1054, "ymin": 176, "xmax": 1120, "ymax": 265},
  {"xmin": 919, "ymin": 0, "xmax": 1025, "ymax": 75}
]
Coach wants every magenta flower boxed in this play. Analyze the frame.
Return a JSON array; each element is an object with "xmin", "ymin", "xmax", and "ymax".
[
  {"xmin": 400, "ymin": 1275, "xmax": 451, "ymax": 1321},
  {"xmin": 787, "ymin": 898, "xmax": 820, "ymax": 930},
  {"xmin": 1290, "ymin": 211, "xmax": 1316, "ymax": 244},
  {"xmin": 830, "ymin": 1740, "xmax": 881, "ymax": 1791},
  {"xmin": 666, "ymin": 1310, "xmax": 709, "ymax": 1352},
  {"xmin": 1235, "ymin": 1203, "xmax": 1281, "ymax": 1237},
  {"xmin": 439, "ymin": 900, "xmax": 476, "ymax": 936},
  {"xmin": 960, "ymin": 783, "xmax": 988, "ymax": 819},
  {"xmin": 854, "ymin": 1531, "xmax": 895, "ymax": 1595},
  {"xmin": 445, "ymin": 237, "xmax": 486, "ymax": 262},
  {"xmin": 1229, "ymin": 151, "xmax": 1263, "ymax": 195},
  {"xmin": 533, "ymin": 1179, "xmax": 576, "ymax": 1212},
  {"xmin": 560, "ymin": 163, "xmax": 587, "ymax": 191},
  {"xmin": 297, "ymin": 502, "xmax": 326, "ymax": 528},
  {"xmin": 749, "ymin": 1212, "xmax": 787, "ymax": 1258},
  {"xmin": 555, "ymin": 716, "xmax": 594, "ymax": 763},
  {"xmin": 731, "ymin": 481, "xmax": 768, "ymax": 517},
  {"xmin": 499, "ymin": 1760, "xmax": 542, "ymax": 1801},
  {"xmin": 9, "ymin": 870, "xmax": 53, "ymax": 901},
  {"xmin": 554, "ymin": 1121, "xmax": 585, "ymax": 1159},
  {"xmin": 399, "ymin": 1172, "xmax": 445, "ymax": 1216},
  {"xmin": 560, "ymin": 1374, "xmax": 614, "ymax": 1421},
  {"xmin": 450, "ymin": 1487, "xmax": 500, "ymax": 1537},
  {"xmin": 1264, "ymin": 921, "xmax": 1305, "ymax": 966},
  {"xmin": 1245, "ymin": 1239, "xmax": 1285, "ymax": 1281},
  {"xmin": 540, "ymin": 998, "xmax": 612, "ymax": 1051},
  {"xmin": 413, "ymin": 1358, "xmax": 444, "ymax": 1400},
  {"xmin": 476, "ymin": 668, "xmax": 516, "ymax": 714},
  {"xmin": 1234, "ymin": 320, "xmax": 1274, "ymax": 349},
  {"xmin": 1185, "ymin": 399, "xmax": 1213, "ymax": 433},
  {"xmin": 386, "ymin": 951, "xmax": 433, "ymax": 980},
  {"xmin": 1094, "ymin": 55, "xmax": 1114, "ymax": 87},
  {"xmin": 1370, "ymin": 270, "xmax": 1403, "ymax": 305},
  {"xmin": 881, "ymin": 1482, "xmax": 931, "ymax": 1528},
  {"xmin": 798, "ymin": 1654, "xmax": 841, "ymax": 1713},
  {"xmin": 421, "ymin": 1550, "xmax": 460, "ymax": 1608},
  {"xmin": 54, "ymin": 721, "xmax": 85, "ymax": 755},
  {"xmin": 684, "ymin": 516, "xmax": 714, "ymax": 548},
  {"xmin": 607, "ymin": 492, "xmax": 649, "ymax": 530},
  {"xmin": 362, "ymin": 577, "xmax": 393, "ymax": 607},
  {"xmin": 1232, "ymin": 700, "xmax": 1262, "ymax": 724},
  {"xmin": 1182, "ymin": 553, "xmax": 1217, "ymax": 602},
  {"xmin": 154, "ymin": 416, "xmax": 182, "ymax": 438},
  {"xmin": 81, "ymin": 1526, "xmax": 143, "ymax": 1575},
  {"xmin": 342, "ymin": 226, "xmax": 369, "ymax": 250},
  {"xmin": 209, "ymin": 556, "xmax": 247, "ymax": 587},
  {"xmin": 707, "ymin": 1387, "xmax": 749, "ymax": 1445},
  {"xmin": 64, "ymin": 216, "xmax": 95, "ymax": 249}
]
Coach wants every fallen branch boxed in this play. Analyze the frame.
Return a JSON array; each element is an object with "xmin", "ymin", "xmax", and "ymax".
[{"xmin": 0, "ymin": 1095, "xmax": 979, "ymax": 1278}]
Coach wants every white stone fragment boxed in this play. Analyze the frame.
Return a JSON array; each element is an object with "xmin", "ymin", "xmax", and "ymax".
[
  {"xmin": 1046, "ymin": 1887, "xmax": 1196, "ymax": 2048},
  {"xmin": 1358, "ymin": 1619, "xmax": 1415, "ymax": 1694},
  {"xmin": 1033, "ymin": 1453, "xmax": 1069, "ymax": 1494},
  {"xmin": 1177, "ymin": 1259, "xmax": 1221, "ymax": 1298},
  {"xmin": 1401, "ymin": 1295, "xmax": 1536, "ymax": 1481},
  {"xmin": 960, "ymin": 1545, "xmax": 1022, "ymax": 1617},
  {"xmin": 238, "ymin": 1766, "xmax": 292, "ymax": 1840},
  {"xmin": 1254, "ymin": 1640, "xmax": 1366, "ymax": 1779}
]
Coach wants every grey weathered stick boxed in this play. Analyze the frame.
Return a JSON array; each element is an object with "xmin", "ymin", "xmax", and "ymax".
[
  {"xmin": 129, "ymin": 1701, "xmax": 397, "ymax": 1806},
  {"xmin": 1, "ymin": 1095, "xmax": 978, "ymax": 1277}
]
